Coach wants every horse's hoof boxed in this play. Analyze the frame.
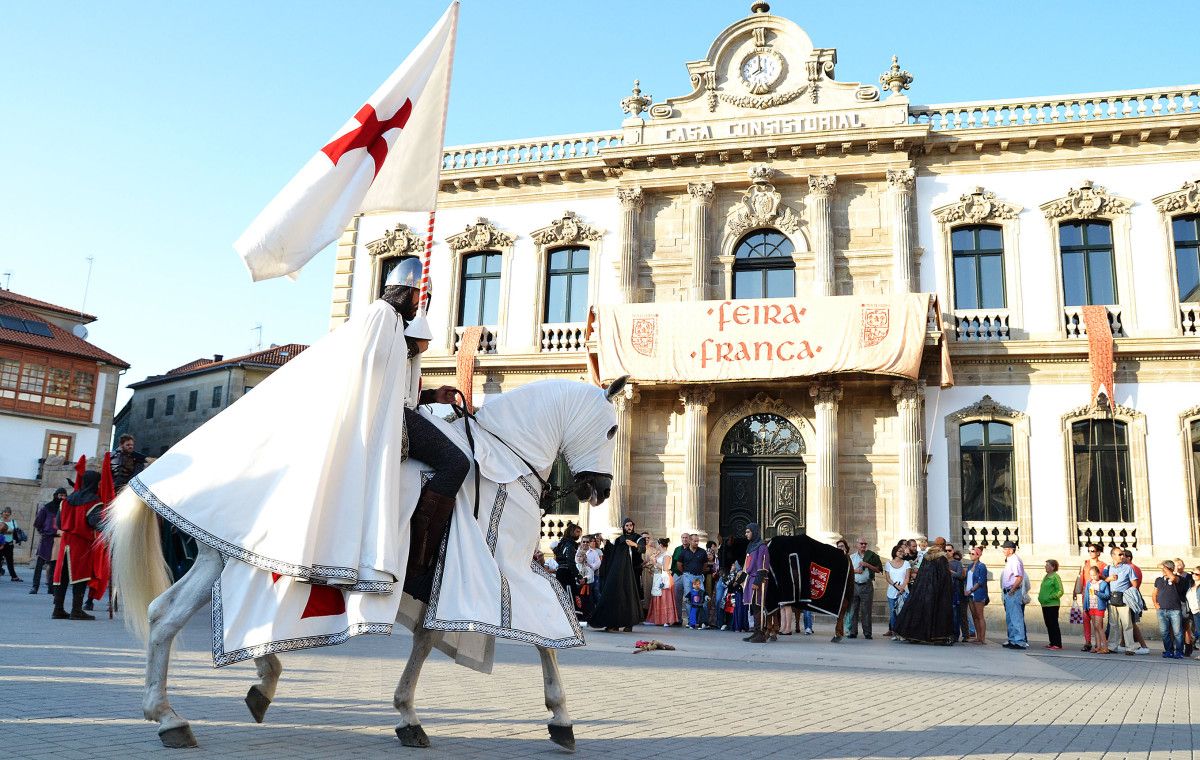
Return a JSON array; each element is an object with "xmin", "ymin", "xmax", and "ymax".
[
  {"xmin": 158, "ymin": 724, "xmax": 198, "ymax": 748},
  {"xmin": 245, "ymin": 685, "xmax": 271, "ymax": 724},
  {"xmin": 396, "ymin": 723, "xmax": 431, "ymax": 748},
  {"xmin": 548, "ymin": 723, "xmax": 575, "ymax": 752}
]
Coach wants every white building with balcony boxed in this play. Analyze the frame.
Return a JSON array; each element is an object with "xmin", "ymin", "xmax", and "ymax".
[{"xmin": 329, "ymin": 4, "xmax": 1200, "ymax": 568}]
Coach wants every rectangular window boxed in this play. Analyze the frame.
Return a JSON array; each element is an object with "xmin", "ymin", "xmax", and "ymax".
[
  {"xmin": 1173, "ymin": 215, "xmax": 1200, "ymax": 302},
  {"xmin": 212, "ymin": 385, "xmax": 222, "ymax": 408},
  {"xmin": 458, "ymin": 252, "xmax": 502, "ymax": 327},
  {"xmin": 146, "ymin": 397, "xmax": 156, "ymax": 418},
  {"xmin": 165, "ymin": 394, "xmax": 175, "ymax": 416},
  {"xmin": 951, "ymin": 225, "xmax": 1006, "ymax": 310},
  {"xmin": 187, "ymin": 390, "xmax": 198, "ymax": 412},
  {"xmin": 44, "ymin": 432, "xmax": 73, "ymax": 460},
  {"xmin": 1060, "ymin": 221, "xmax": 1117, "ymax": 306},
  {"xmin": 544, "ymin": 247, "xmax": 590, "ymax": 323}
]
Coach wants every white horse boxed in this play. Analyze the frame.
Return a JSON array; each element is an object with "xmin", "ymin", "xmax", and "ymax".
[{"xmin": 104, "ymin": 378, "xmax": 625, "ymax": 752}]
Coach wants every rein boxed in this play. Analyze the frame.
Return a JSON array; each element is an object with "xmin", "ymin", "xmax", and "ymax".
[{"xmin": 450, "ymin": 395, "xmax": 575, "ymax": 517}]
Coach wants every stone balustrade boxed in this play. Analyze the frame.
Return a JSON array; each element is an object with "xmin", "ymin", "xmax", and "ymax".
[
  {"xmin": 910, "ymin": 85, "xmax": 1200, "ymax": 131},
  {"xmin": 1076, "ymin": 522, "xmax": 1138, "ymax": 551},
  {"xmin": 539, "ymin": 323, "xmax": 587, "ymax": 353},
  {"xmin": 442, "ymin": 131, "xmax": 623, "ymax": 171},
  {"xmin": 961, "ymin": 521, "xmax": 1019, "ymax": 549},
  {"xmin": 953, "ymin": 309, "xmax": 1010, "ymax": 342},
  {"xmin": 1181, "ymin": 302, "xmax": 1200, "ymax": 336},
  {"xmin": 1063, "ymin": 306, "xmax": 1124, "ymax": 338},
  {"xmin": 453, "ymin": 326, "xmax": 497, "ymax": 354}
]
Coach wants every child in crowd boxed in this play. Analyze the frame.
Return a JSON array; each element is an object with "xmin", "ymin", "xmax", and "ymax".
[
  {"xmin": 687, "ymin": 578, "xmax": 706, "ymax": 629},
  {"xmin": 1083, "ymin": 565, "xmax": 1111, "ymax": 654}
]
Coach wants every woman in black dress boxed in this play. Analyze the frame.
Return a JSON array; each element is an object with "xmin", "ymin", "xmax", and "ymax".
[{"xmin": 587, "ymin": 518, "xmax": 644, "ymax": 632}]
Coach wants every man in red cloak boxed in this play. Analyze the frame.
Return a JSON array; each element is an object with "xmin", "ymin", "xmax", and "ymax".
[{"xmin": 52, "ymin": 455, "xmax": 112, "ymax": 620}]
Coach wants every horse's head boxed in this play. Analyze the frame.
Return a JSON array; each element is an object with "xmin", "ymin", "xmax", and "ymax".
[{"xmin": 471, "ymin": 376, "xmax": 629, "ymax": 506}]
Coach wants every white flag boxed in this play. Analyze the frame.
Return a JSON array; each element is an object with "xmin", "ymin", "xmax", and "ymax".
[{"xmin": 235, "ymin": 2, "xmax": 458, "ymax": 282}]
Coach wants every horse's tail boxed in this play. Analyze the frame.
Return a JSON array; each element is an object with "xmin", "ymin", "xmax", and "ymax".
[{"xmin": 103, "ymin": 488, "xmax": 172, "ymax": 643}]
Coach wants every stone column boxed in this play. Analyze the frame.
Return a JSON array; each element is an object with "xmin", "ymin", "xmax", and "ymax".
[
  {"xmin": 892, "ymin": 380, "xmax": 926, "ymax": 541},
  {"xmin": 807, "ymin": 174, "xmax": 837, "ymax": 297},
  {"xmin": 687, "ymin": 181, "xmax": 715, "ymax": 301},
  {"xmin": 808, "ymin": 383, "xmax": 843, "ymax": 543},
  {"xmin": 886, "ymin": 168, "xmax": 916, "ymax": 294},
  {"xmin": 617, "ymin": 186, "xmax": 645, "ymax": 303},
  {"xmin": 678, "ymin": 386, "xmax": 715, "ymax": 534},
  {"xmin": 600, "ymin": 383, "xmax": 639, "ymax": 535}
]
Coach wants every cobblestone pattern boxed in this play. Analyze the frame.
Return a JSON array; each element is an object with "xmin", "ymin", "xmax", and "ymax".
[{"xmin": 0, "ymin": 581, "xmax": 1196, "ymax": 759}]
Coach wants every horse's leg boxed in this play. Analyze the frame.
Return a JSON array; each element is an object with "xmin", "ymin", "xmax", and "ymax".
[
  {"xmin": 245, "ymin": 653, "xmax": 283, "ymax": 724},
  {"xmin": 537, "ymin": 646, "xmax": 575, "ymax": 752},
  {"xmin": 143, "ymin": 544, "xmax": 223, "ymax": 748},
  {"xmin": 393, "ymin": 623, "xmax": 436, "ymax": 748}
]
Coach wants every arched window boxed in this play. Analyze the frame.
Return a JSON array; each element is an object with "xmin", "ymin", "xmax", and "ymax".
[
  {"xmin": 732, "ymin": 230, "xmax": 795, "ymax": 299},
  {"xmin": 721, "ymin": 413, "xmax": 804, "ymax": 456},
  {"xmin": 543, "ymin": 247, "xmax": 589, "ymax": 323},
  {"xmin": 1060, "ymin": 221, "xmax": 1117, "ymax": 306},
  {"xmin": 1173, "ymin": 215, "xmax": 1200, "ymax": 303},
  {"xmin": 951, "ymin": 225, "xmax": 1006, "ymax": 309},
  {"xmin": 1071, "ymin": 418, "xmax": 1132, "ymax": 523},
  {"xmin": 458, "ymin": 252, "xmax": 502, "ymax": 327},
  {"xmin": 959, "ymin": 421, "xmax": 1014, "ymax": 521}
]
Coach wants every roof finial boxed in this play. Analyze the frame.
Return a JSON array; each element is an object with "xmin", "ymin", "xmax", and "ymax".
[
  {"xmin": 751, "ymin": 1, "xmax": 770, "ymax": 13},
  {"xmin": 620, "ymin": 79, "xmax": 652, "ymax": 118}
]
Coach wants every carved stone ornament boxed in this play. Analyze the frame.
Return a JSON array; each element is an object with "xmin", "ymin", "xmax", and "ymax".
[
  {"xmin": 946, "ymin": 395, "xmax": 1026, "ymax": 424},
  {"xmin": 1062, "ymin": 401, "xmax": 1141, "ymax": 423},
  {"xmin": 687, "ymin": 181, "xmax": 716, "ymax": 206},
  {"xmin": 620, "ymin": 79, "xmax": 652, "ymax": 117},
  {"xmin": 679, "ymin": 385, "xmax": 716, "ymax": 408},
  {"xmin": 445, "ymin": 217, "xmax": 515, "ymax": 253},
  {"xmin": 710, "ymin": 392, "xmax": 814, "ymax": 443},
  {"xmin": 891, "ymin": 380, "xmax": 924, "ymax": 408},
  {"xmin": 933, "ymin": 188, "xmax": 1022, "ymax": 225},
  {"xmin": 809, "ymin": 383, "xmax": 843, "ymax": 407},
  {"xmin": 1153, "ymin": 180, "xmax": 1200, "ymax": 215},
  {"xmin": 366, "ymin": 223, "xmax": 424, "ymax": 258},
  {"xmin": 717, "ymin": 86, "xmax": 807, "ymax": 110},
  {"xmin": 879, "ymin": 55, "xmax": 913, "ymax": 96},
  {"xmin": 807, "ymin": 174, "xmax": 837, "ymax": 196},
  {"xmin": 886, "ymin": 168, "xmax": 916, "ymax": 191},
  {"xmin": 531, "ymin": 211, "xmax": 603, "ymax": 246},
  {"xmin": 617, "ymin": 186, "xmax": 645, "ymax": 211},
  {"xmin": 1041, "ymin": 180, "xmax": 1133, "ymax": 221},
  {"xmin": 727, "ymin": 165, "xmax": 802, "ymax": 237}
]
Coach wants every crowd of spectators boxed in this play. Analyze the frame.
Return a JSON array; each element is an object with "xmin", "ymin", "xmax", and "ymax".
[{"xmin": 541, "ymin": 528, "xmax": 1200, "ymax": 657}]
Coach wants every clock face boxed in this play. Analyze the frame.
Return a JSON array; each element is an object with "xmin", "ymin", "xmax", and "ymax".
[{"xmin": 740, "ymin": 50, "xmax": 784, "ymax": 94}]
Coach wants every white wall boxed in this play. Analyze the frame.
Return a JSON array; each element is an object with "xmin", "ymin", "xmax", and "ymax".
[
  {"xmin": 917, "ymin": 161, "xmax": 1200, "ymax": 338},
  {"xmin": 926, "ymin": 381, "xmax": 1196, "ymax": 551},
  {"xmin": 353, "ymin": 198, "xmax": 622, "ymax": 352},
  {"xmin": 0, "ymin": 415, "xmax": 99, "ymax": 480}
]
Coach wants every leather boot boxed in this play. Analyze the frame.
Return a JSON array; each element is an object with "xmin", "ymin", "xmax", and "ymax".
[
  {"xmin": 69, "ymin": 583, "xmax": 94, "ymax": 621},
  {"xmin": 406, "ymin": 489, "xmax": 457, "ymax": 579},
  {"xmin": 51, "ymin": 582, "xmax": 70, "ymax": 620}
]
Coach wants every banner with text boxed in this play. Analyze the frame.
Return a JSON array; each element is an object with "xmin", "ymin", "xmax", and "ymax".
[{"xmin": 594, "ymin": 295, "xmax": 939, "ymax": 384}]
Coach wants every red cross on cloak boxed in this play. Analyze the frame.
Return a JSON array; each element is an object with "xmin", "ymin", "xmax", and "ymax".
[
  {"xmin": 321, "ymin": 99, "xmax": 414, "ymax": 179},
  {"xmin": 270, "ymin": 573, "xmax": 347, "ymax": 620}
]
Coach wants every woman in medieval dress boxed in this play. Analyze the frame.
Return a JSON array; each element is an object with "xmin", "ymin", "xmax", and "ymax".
[
  {"xmin": 645, "ymin": 538, "xmax": 679, "ymax": 627},
  {"xmin": 893, "ymin": 543, "xmax": 956, "ymax": 644}
]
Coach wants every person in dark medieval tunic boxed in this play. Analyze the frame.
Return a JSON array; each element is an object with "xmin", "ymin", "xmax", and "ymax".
[
  {"xmin": 588, "ymin": 518, "xmax": 643, "ymax": 632},
  {"xmin": 29, "ymin": 487, "xmax": 65, "ymax": 595},
  {"xmin": 893, "ymin": 543, "xmax": 956, "ymax": 644}
]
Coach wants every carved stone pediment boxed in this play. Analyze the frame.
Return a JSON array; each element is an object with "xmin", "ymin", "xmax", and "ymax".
[
  {"xmin": 947, "ymin": 395, "xmax": 1026, "ymax": 424},
  {"xmin": 531, "ymin": 211, "xmax": 603, "ymax": 246},
  {"xmin": 367, "ymin": 223, "xmax": 424, "ymax": 258},
  {"xmin": 1041, "ymin": 181, "xmax": 1132, "ymax": 221},
  {"xmin": 726, "ymin": 165, "xmax": 802, "ymax": 238},
  {"xmin": 933, "ymin": 188, "xmax": 1022, "ymax": 225},
  {"xmin": 1062, "ymin": 402, "xmax": 1141, "ymax": 423},
  {"xmin": 446, "ymin": 217, "xmax": 515, "ymax": 253},
  {"xmin": 1153, "ymin": 180, "xmax": 1200, "ymax": 215}
]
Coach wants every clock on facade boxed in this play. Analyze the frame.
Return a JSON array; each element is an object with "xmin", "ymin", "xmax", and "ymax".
[{"xmin": 739, "ymin": 49, "xmax": 785, "ymax": 94}]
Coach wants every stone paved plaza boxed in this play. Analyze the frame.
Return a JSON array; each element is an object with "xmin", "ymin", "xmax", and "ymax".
[{"xmin": 1, "ymin": 580, "xmax": 1197, "ymax": 760}]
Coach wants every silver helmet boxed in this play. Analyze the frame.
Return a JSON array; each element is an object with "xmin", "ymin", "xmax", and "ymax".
[{"xmin": 383, "ymin": 256, "xmax": 422, "ymax": 289}]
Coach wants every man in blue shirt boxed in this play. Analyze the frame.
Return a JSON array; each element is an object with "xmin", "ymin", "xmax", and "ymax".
[{"xmin": 1105, "ymin": 550, "xmax": 1137, "ymax": 654}]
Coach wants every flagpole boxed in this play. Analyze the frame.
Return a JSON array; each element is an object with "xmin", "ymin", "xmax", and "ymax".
[{"xmin": 420, "ymin": 209, "xmax": 436, "ymax": 309}]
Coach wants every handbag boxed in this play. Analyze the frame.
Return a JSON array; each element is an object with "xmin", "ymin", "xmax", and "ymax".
[
  {"xmin": 1069, "ymin": 602, "xmax": 1084, "ymax": 626},
  {"xmin": 11, "ymin": 525, "xmax": 27, "ymax": 545}
]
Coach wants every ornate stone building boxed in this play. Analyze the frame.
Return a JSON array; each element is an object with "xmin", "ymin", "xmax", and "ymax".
[{"xmin": 331, "ymin": 5, "xmax": 1200, "ymax": 566}]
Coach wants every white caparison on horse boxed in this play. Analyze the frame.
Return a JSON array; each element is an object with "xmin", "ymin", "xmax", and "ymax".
[{"xmin": 105, "ymin": 376, "xmax": 626, "ymax": 752}]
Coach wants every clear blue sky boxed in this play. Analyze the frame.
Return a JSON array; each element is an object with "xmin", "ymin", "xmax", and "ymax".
[{"xmin": 1, "ymin": 0, "xmax": 1196, "ymax": 408}]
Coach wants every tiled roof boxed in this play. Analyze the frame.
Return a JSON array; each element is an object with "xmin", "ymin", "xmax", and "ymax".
[
  {"xmin": 0, "ymin": 289, "xmax": 96, "ymax": 322},
  {"xmin": 0, "ymin": 301, "xmax": 129, "ymax": 367},
  {"xmin": 130, "ymin": 343, "xmax": 308, "ymax": 388}
]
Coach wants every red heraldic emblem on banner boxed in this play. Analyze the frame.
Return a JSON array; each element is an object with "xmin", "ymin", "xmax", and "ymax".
[
  {"xmin": 631, "ymin": 315, "xmax": 658, "ymax": 357},
  {"xmin": 809, "ymin": 563, "xmax": 830, "ymax": 600},
  {"xmin": 860, "ymin": 304, "xmax": 890, "ymax": 347}
]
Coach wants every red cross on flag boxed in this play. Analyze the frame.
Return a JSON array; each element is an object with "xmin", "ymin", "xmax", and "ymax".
[{"xmin": 235, "ymin": 2, "xmax": 458, "ymax": 281}]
